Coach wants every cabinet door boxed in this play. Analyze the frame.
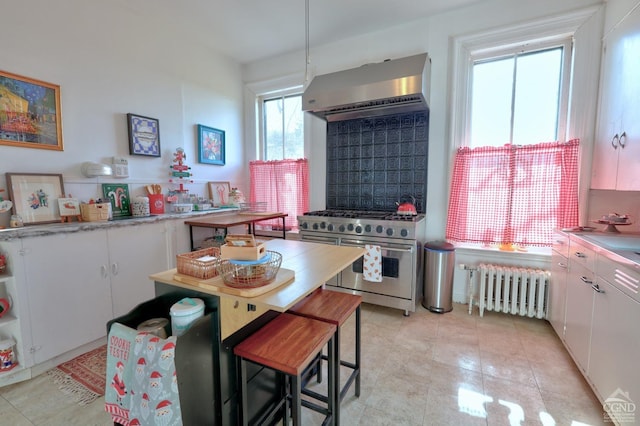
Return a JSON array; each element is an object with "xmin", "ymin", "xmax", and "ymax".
[
  {"xmin": 592, "ymin": 26, "xmax": 623, "ymax": 189},
  {"xmin": 549, "ymin": 250, "xmax": 568, "ymax": 338},
  {"xmin": 564, "ymin": 261, "xmax": 594, "ymax": 373},
  {"xmin": 107, "ymin": 222, "xmax": 169, "ymax": 318},
  {"xmin": 23, "ymin": 232, "xmax": 112, "ymax": 364},
  {"xmin": 589, "ymin": 278, "xmax": 640, "ymax": 413},
  {"xmin": 614, "ymin": 5, "xmax": 640, "ymax": 190},
  {"xmin": 593, "ymin": 4, "xmax": 640, "ymax": 190}
]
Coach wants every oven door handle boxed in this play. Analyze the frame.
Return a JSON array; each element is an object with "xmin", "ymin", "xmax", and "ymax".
[
  {"xmin": 301, "ymin": 236, "xmax": 339, "ymax": 244},
  {"xmin": 340, "ymin": 240, "xmax": 414, "ymax": 253}
]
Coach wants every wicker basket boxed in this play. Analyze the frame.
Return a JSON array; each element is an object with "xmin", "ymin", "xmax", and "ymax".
[
  {"xmin": 176, "ymin": 247, "xmax": 221, "ymax": 280},
  {"xmin": 80, "ymin": 203, "xmax": 110, "ymax": 222},
  {"xmin": 216, "ymin": 251, "xmax": 282, "ymax": 288}
]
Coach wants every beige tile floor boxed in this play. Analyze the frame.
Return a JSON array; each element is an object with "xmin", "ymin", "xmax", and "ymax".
[{"xmin": 0, "ymin": 303, "xmax": 606, "ymax": 425}]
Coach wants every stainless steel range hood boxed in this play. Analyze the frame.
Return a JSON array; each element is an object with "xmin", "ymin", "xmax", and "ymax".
[{"xmin": 302, "ymin": 53, "xmax": 430, "ymax": 122}]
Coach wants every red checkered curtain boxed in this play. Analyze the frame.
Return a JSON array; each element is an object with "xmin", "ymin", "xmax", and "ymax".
[
  {"xmin": 249, "ymin": 159, "xmax": 309, "ymax": 231},
  {"xmin": 446, "ymin": 139, "xmax": 579, "ymax": 247}
]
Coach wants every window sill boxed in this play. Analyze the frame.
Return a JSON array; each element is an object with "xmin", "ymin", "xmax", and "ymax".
[{"xmin": 449, "ymin": 242, "xmax": 551, "ymax": 258}]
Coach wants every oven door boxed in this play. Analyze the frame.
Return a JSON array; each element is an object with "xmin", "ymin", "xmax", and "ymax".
[
  {"xmin": 339, "ymin": 238, "xmax": 416, "ymax": 299},
  {"xmin": 299, "ymin": 233, "xmax": 340, "ymax": 286}
]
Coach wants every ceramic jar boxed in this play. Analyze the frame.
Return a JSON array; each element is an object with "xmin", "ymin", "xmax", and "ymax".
[
  {"xmin": 0, "ymin": 338, "xmax": 17, "ymax": 371},
  {"xmin": 132, "ymin": 196, "xmax": 150, "ymax": 217}
]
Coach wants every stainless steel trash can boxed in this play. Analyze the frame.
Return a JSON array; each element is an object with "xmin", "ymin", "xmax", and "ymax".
[{"xmin": 422, "ymin": 241, "xmax": 455, "ymax": 313}]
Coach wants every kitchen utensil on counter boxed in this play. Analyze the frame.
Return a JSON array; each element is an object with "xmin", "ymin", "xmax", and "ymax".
[
  {"xmin": 396, "ymin": 195, "xmax": 417, "ymax": 215},
  {"xmin": 145, "ymin": 184, "xmax": 163, "ymax": 195}
]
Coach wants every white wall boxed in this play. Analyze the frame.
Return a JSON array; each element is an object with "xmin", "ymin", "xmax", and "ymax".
[{"xmin": 0, "ymin": 0, "xmax": 246, "ymax": 227}]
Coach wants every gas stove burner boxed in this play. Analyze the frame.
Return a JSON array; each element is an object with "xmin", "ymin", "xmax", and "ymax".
[{"xmin": 303, "ymin": 210, "xmax": 423, "ymax": 221}]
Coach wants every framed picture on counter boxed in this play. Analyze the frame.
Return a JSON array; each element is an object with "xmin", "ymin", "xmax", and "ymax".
[
  {"xmin": 102, "ymin": 183, "xmax": 131, "ymax": 219},
  {"xmin": 57, "ymin": 197, "xmax": 80, "ymax": 217},
  {"xmin": 5, "ymin": 173, "xmax": 65, "ymax": 225},
  {"xmin": 198, "ymin": 125, "xmax": 225, "ymax": 165},
  {"xmin": 208, "ymin": 181, "xmax": 230, "ymax": 206}
]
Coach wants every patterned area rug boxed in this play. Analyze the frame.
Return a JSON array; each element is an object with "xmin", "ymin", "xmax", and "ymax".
[{"xmin": 47, "ymin": 344, "xmax": 107, "ymax": 406}]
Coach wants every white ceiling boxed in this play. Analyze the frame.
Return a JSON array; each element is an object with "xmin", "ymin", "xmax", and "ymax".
[{"xmin": 121, "ymin": 0, "xmax": 486, "ymax": 64}]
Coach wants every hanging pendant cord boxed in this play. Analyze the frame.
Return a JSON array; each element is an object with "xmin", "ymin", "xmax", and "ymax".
[{"xmin": 305, "ymin": 0, "xmax": 310, "ymax": 82}]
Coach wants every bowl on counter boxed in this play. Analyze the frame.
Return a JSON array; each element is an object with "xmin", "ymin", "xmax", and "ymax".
[{"xmin": 173, "ymin": 203, "xmax": 193, "ymax": 213}]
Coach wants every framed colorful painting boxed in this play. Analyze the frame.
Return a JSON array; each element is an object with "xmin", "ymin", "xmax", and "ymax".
[
  {"xmin": 0, "ymin": 70, "xmax": 63, "ymax": 151},
  {"xmin": 5, "ymin": 173, "xmax": 65, "ymax": 225},
  {"xmin": 127, "ymin": 113, "xmax": 161, "ymax": 157},
  {"xmin": 198, "ymin": 125, "xmax": 225, "ymax": 165},
  {"xmin": 102, "ymin": 183, "xmax": 131, "ymax": 219}
]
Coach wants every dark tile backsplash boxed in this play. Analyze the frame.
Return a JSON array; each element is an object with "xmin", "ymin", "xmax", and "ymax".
[{"xmin": 326, "ymin": 110, "xmax": 429, "ymax": 213}]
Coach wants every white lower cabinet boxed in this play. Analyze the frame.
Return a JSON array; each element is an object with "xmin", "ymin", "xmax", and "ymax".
[
  {"xmin": 549, "ymin": 232, "xmax": 569, "ymax": 338},
  {"xmin": 107, "ymin": 222, "xmax": 168, "ymax": 317},
  {"xmin": 17, "ymin": 222, "xmax": 170, "ymax": 366},
  {"xmin": 589, "ymin": 278, "xmax": 640, "ymax": 408},
  {"xmin": 554, "ymin": 234, "xmax": 640, "ymax": 423},
  {"xmin": 563, "ymin": 260, "xmax": 594, "ymax": 373},
  {"xmin": 21, "ymin": 231, "xmax": 114, "ymax": 365}
]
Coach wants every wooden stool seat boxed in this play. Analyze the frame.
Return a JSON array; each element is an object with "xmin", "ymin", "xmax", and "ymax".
[
  {"xmin": 234, "ymin": 312, "xmax": 337, "ymax": 426},
  {"xmin": 289, "ymin": 289, "xmax": 362, "ymax": 425},
  {"xmin": 289, "ymin": 288, "xmax": 361, "ymax": 327}
]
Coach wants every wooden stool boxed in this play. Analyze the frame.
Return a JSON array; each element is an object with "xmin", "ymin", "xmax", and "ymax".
[
  {"xmin": 234, "ymin": 312, "xmax": 337, "ymax": 426},
  {"xmin": 289, "ymin": 289, "xmax": 362, "ymax": 425}
]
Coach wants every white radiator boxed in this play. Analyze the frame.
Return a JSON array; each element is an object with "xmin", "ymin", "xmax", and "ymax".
[{"xmin": 478, "ymin": 264, "xmax": 550, "ymax": 319}]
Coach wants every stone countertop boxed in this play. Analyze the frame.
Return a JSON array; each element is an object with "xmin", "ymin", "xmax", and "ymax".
[{"xmin": 0, "ymin": 208, "xmax": 239, "ymax": 241}]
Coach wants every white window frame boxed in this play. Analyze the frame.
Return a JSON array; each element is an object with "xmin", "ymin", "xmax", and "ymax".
[
  {"xmin": 449, "ymin": 9, "xmax": 597, "ymax": 150},
  {"xmin": 469, "ymin": 40, "xmax": 572, "ymax": 147},
  {"xmin": 257, "ymin": 86, "xmax": 303, "ymax": 160}
]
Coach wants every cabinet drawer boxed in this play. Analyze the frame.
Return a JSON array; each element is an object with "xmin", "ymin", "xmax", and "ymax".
[
  {"xmin": 596, "ymin": 255, "xmax": 640, "ymax": 303},
  {"xmin": 552, "ymin": 232, "xmax": 570, "ymax": 258},
  {"xmin": 569, "ymin": 239, "xmax": 596, "ymax": 271}
]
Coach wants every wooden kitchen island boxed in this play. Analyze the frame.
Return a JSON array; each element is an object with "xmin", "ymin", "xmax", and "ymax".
[{"xmin": 142, "ymin": 239, "xmax": 364, "ymax": 425}]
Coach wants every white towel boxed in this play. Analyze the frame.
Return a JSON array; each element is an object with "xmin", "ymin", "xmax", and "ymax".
[{"xmin": 363, "ymin": 244, "xmax": 383, "ymax": 282}]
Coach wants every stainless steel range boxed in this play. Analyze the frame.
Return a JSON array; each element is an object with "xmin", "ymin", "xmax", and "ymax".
[{"xmin": 298, "ymin": 210, "xmax": 425, "ymax": 315}]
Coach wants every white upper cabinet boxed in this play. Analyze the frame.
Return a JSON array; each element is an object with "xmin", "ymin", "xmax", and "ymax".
[{"xmin": 592, "ymin": 2, "xmax": 640, "ymax": 190}]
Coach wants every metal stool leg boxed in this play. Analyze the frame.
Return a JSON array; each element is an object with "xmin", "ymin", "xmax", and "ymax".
[
  {"xmin": 291, "ymin": 375, "xmax": 302, "ymax": 426},
  {"xmin": 239, "ymin": 358, "xmax": 249, "ymax": 426}
]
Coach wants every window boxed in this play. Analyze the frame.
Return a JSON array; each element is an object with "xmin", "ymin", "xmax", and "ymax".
[
  {"xmin": 251, "ymin": 91, "xmax": 308, "ymax": 232},
  {"xmin": 447, "ymin": 26, "xmax": 580, "ymax": 247},
  {"xmin": 470, "ymin": 46, "xmax": 566, "ymax": 147},
  {"xmin": 263, "ymin": 94, "xmax": 304, "ymax": 160}
]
